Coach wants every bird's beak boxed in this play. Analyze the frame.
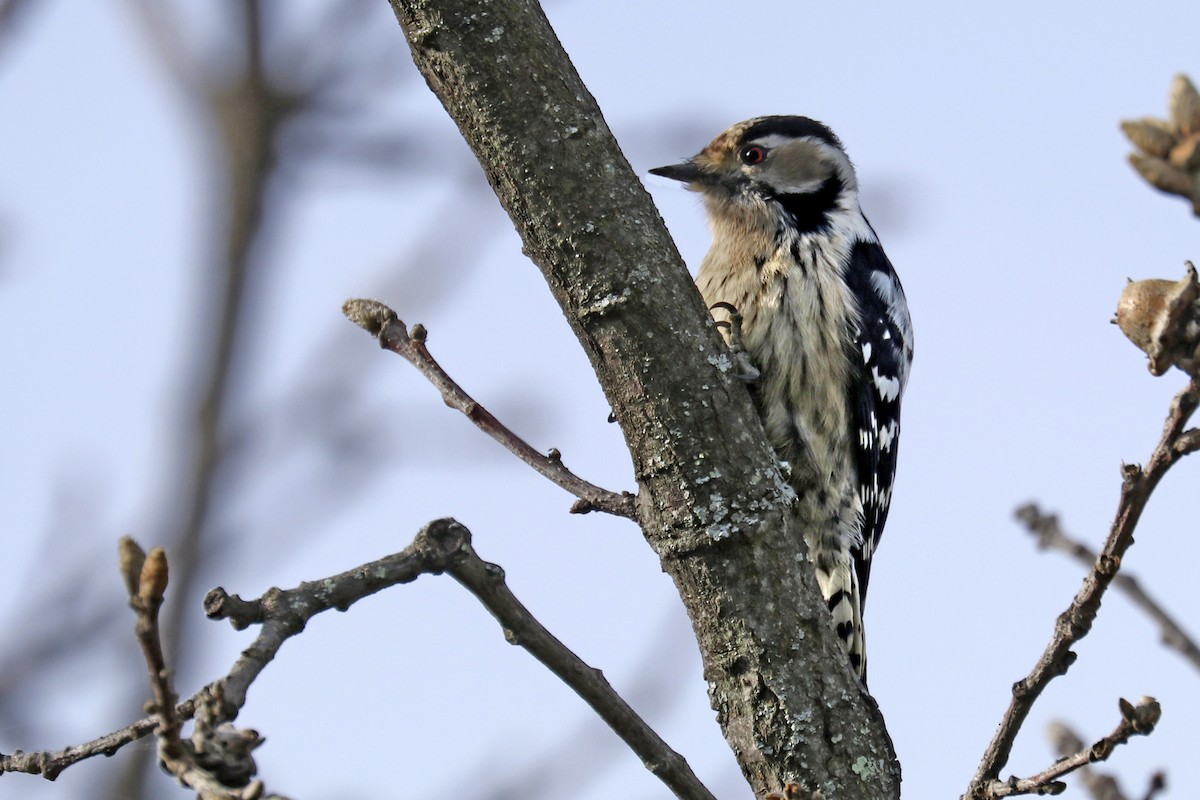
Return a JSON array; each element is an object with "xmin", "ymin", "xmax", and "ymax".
[{"xmin": 649, "ymin": 161, "xmax": 709, "ymax": 185}]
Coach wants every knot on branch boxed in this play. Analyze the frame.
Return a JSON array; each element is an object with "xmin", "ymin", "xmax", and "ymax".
[
  {"xmin": 204, "ymin": 588, "xmax": 265, "ymax": 629},
  {"xmin": 412, "ymin": 518, "xmax": 473, "ymax": 573}
]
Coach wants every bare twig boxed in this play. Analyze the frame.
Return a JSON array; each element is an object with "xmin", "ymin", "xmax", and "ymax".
[
  {"xmin": 1016, "ymin": 504, "xmax": 1200, "ymax": 675},
  {"xmin": 0, "ymin": 711, "xmax": 178, "ymax": 780},
  {"xmin": 964, "ymin": 379, "xmax": 1200, "ymax": 799},
  {"xmin": 1047, "ymin": 720, "xmax": 1167, "ymax": 800},
  {"xmin": 984, "ymin": 698, "xmax": 1161, "ymax": 798},
  {"xmin": 429, "ymin": 521, "xmax": 718, "ymax": 800},
  {"xmin": 1049, "ymin": 721, "xmax": 1124, "ymax": 800},
  {"xmin": 1139, "ymin": 773, "xmax": 1167, "ymax": 800},
  {"xmin": 343, "ymin": 298, "xmax": 637, "ymax": 519},
  {"xmin": 4, "ymin": 521, "xmax": 712, "ymax": 800},
  {"xmin": 119, "ymin": 539, "xmax": 286, "ymax": 800}
]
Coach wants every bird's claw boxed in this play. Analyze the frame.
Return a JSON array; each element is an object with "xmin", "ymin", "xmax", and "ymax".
[{"xmin": 711, "ymin": 302, "xmax": 761, "ymax": 383}]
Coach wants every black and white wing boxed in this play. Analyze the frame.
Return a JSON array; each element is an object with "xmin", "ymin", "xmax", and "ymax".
[{"xmin": 844, "ymin": 239, "xmax": 913, "ymax": 608}]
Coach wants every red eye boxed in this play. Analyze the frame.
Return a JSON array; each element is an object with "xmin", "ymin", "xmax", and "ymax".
[{"xmin": 741, "ymin": 145, "xmax": 766, "ymax": 164}]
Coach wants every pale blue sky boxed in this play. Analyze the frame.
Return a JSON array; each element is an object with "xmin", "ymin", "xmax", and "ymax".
[{"xmin": 2, "ymin": 2, "xmax": 1198, "ymax": 798}]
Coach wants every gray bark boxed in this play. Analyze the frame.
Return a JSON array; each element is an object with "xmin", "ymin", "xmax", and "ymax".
[{"xmin": 386, "ymin": 1, "xmax": 900, "ymax": 796}]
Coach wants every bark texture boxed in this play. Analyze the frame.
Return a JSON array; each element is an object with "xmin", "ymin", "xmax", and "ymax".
[{"xmin": 386, "ymin": 1, "xmax": 900, "ymax": 796}]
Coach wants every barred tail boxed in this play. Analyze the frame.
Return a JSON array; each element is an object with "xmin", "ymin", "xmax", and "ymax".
[{"xmin": 815, "ymin": 559, "xmax": 867, "ymax": 682}]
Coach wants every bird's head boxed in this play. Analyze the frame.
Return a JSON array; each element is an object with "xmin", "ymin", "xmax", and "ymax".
[{"xmin": 651, "ymin": 116, "xmax": 860, "ymax": 233}]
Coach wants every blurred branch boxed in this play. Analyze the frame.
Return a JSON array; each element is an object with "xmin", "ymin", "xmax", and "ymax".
[
  {"xmin": 1047, "ymin": 720, "xmax": 1167, "ymax": 800},
  {"xmin": 108, "ymin": 2, "xmax": 294, "ymax": 795},
  {"xmin": 124, "ymin": 0, "xmax": 199, "ymax": 92},
  {"xmin": 343, "ymin": 298, "xmax": 637, "ymax": 519},
  {"xmin": 964, "ymin": 378, "xmax": 1200, "ymax": 799},
  {"xmin": 0, "ymin": 0, "xmax": 34, "ymax": 60},
  {"xmin": 1016, "ymin": 503, "xmax": 1200, "ymax": 675}
]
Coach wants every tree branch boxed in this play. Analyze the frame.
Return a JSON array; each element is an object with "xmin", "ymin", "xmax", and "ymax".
[
  {"xmin": 423, "ymin": 520, "xmax": 717, "ymax": 800},
  {"xmin": 383, "ymin": 2, "xmax": 899, "ymax": 795},
  {"xmin": 984, "ymin": 698, "xmax": 1161, "ymax": 798},
  {"xmin": 964, "ymin": 379, "xmax": 1200, "ymax": 798},
  {"xmin": 1016, "ymin": 503, "xmax": 1200, "ymax": 675},
  {"xmin": 118, "ymin": 539, "xmax": 285, "ymax": 800},
  {"xmin": 1046, "ymin": 720, "xmax": 1167, "ymax": 800},
  {"xmin": 342, "ymin": 298, "xmax": 636, "ymax": 519},
  {"xmin": 4, "ymin": 521, "xmax": 712, "ymax": 799}
]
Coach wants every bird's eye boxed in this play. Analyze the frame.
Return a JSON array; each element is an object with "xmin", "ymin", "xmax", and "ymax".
[{"xmin": 740, "ymin": 145, "xmax": 767, "ymax": 165}]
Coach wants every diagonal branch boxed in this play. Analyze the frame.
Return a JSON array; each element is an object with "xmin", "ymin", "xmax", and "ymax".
[
  {"xmin": 1016, "ymin": 504, "xmax": 1200, "ymax": 675},
  {"xmin": 964, "ymin": 378, "xmax": 1200, "ymax": 799},
  {"xmin": 431, "ymin": 522, "xmax": 717, "ymax": 800},
  {"xmin": 985, "ymin": 697, "xmax": 1161, "ymax": 798},
  {"xmin": 343, "ymin": 298, "xmax": 637, "ymax": 519}
]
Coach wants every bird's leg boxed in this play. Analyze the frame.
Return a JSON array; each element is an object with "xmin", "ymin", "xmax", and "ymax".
[{"xmin": 710, "ymin": 301, "xmax": 761, "ymax": 383}]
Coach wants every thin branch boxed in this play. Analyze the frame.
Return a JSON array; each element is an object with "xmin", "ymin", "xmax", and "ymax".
[
  {"xmin": 124, "ymin": 539, "xmax": 286, "ymax": 800},
  {"xmin": 984, "ymin": 698, "xmax": 1161, "ymax": 798},
  {"xmin": 1046, "ymin": 719, "xmax": 1167, "ymax": 800},
  {"xmin": 1016, "ymin": 504, "xmax": 1200, "ymax": 675},
  {"xmin": 343, "ymin": 298, "xmax": 637, "ymax": 519},
  {"xmin": 1139, "ymin": 773, "xmax": 1168, "ymax": 800},
  {"xmin": 964, "ymin": 379, "xmax": 1200, "ymax": 799},
  {"xmin": 124, "ymin": 0, "xmax": 200, "ymax": 94},
  {"xmin": 431, "ymin": 522, "xmax": 718, "ymax": 800},
  {"xmin": 1049, "ymin": 721, "xmax": 1128, "ymax": 800},
  {"xmin": 3, "ymin": 520, "xmax": 712, "ymax": 800}
]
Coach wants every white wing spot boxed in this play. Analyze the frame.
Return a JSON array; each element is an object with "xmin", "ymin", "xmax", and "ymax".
[{"xmin": 871, "ymin": 368, "xmax": 901, "ymax": 402}]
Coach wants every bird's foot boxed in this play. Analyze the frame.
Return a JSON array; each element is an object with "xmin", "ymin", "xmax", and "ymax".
[{"xmin": 711, "ymin": 301, "xmax": 760, "ymax": 383}]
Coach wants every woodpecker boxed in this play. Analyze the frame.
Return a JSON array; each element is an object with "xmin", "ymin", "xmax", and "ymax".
[{"xmin": 651, "ymin": 116, "xmax": 913, "ymax": 680}]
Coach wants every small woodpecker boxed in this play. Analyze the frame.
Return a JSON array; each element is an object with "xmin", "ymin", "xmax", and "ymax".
[{"xmin": 652, "ymin": 116, "xmax": 913, "ymax": 681}]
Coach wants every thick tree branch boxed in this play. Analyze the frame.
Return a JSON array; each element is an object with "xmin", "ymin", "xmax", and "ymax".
[
  {"xmin": 964, "ymin": 379, "xmax": 1199, "ymax": 799},
  {"xmin": 383, "ymin": 2, "xmax": 898, "ymax": 796},
  {"xmin": 342, "ymin": 298, "xmax": 636, "ymax": 519},
  {"xmin": 1016, "ymin": 504, "xmax": 1200, "ymax": 675}
]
